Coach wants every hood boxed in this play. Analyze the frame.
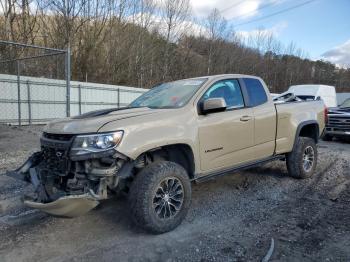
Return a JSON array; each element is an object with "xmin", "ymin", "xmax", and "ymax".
[
  {"xmin": 44, "ymin": 107, "xmax": 161, "ymax": 134},
  {"xmin": 328, "ymin": 107, "xmax": 350, "ymax": 115}
]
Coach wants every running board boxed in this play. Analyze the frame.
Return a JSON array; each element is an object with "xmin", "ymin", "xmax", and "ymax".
[{"xmin": 192, "ymin": 155, "xmax": 285, "ymax": 183}]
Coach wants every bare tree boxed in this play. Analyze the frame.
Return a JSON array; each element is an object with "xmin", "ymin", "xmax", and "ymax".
[
  {"xmin": 0, "ymin": 0, "xmax": 39, "ymax": 42},
  {"xmin": 160, "ymin": 0, "xmax": 190, "ymax": 80},
  {"xmin": 36, "ymin": 0, "xmax": 90, "ymax": 47},
  {"xmin": 205, "ymin": 8, "xmax": 226, "ymax": 74}
]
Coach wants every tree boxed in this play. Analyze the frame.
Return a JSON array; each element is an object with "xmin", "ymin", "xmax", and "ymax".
[
  {"xmin": 160, "ymin": 0, "xmax": 190, "ymax": 80},
  {"xmin": 205, "ymin": 8, "xmax": 226, "ymax": 75}
]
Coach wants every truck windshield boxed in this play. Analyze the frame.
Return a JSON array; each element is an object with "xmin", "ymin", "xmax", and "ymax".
[{"xmin": 129, "ymin": 78, "xmax": 207, "ymax": 109}]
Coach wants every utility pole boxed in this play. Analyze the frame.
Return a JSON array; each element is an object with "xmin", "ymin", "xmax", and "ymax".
[
  {"xmin": 65, "ymin": 0, "xmax": 71, "ymax": 117},
  {"xmin": 65, "ymin": 43, "xmax": 71, "ymax": 117}
]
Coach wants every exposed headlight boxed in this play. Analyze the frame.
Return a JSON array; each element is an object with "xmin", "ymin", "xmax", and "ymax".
[{"xmin": 71, "ymin": 131, "xmax": 123, "ymax": 156}]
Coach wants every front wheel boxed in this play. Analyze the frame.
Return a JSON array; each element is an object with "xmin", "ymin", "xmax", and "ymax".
[
  {"xmin": 128, "ymin": 161, "xmax": 191, "ymax": 234},
  {"xmin": 286, "ymin": 137, "xmax": 318, "ymax": 179}
]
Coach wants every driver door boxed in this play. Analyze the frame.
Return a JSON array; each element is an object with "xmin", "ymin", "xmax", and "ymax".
[{"xmin": 197, "ymin": 79, "xmax": 255, "ymax": 172}]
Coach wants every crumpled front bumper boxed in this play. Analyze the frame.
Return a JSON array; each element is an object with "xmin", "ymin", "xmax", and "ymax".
[
  {"xmin": 8, "ymin": 152, "xmax": 101, "ymax": 218},
  {"xmin": 23, "ymin": 194, "xmax": 99, "ymax": 217}
]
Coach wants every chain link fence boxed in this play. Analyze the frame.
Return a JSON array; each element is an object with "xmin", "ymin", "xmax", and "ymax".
[
  {"xmin": 0, "ymin": 74, "xmax": 146, "ymax": 125},
  {"xmin": 0, "ymin": 41, "xmax": 146, "ymax": 125}
]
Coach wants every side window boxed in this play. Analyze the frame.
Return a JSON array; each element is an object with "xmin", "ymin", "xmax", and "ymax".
[
  {"xmin": 243, "ymin": 78, "xmax": 268, "ymax": 107},
  {"xmin": 202, "ymin": 79, "xmax": 244, "ymax": 109}
]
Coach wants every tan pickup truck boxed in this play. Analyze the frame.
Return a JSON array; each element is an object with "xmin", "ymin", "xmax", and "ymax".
[{"xmin": 12, "ymin": 74, "xmax": 326, "ymax": 233}]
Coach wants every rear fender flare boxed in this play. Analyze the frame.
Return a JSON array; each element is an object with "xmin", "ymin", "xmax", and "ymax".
[{"xmin": 292, "ymin": 120, "xmax": 319, "ymax": 151}]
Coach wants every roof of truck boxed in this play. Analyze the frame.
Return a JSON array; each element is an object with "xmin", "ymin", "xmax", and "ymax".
[{"xmin": 186, "ymin": 74, "xmax": 260, "ymax": 81}]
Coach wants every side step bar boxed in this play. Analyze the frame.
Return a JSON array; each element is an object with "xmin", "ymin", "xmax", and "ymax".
[{"xmin": 193, "ymin": 155, "xmax": 285, "ymax": 183}]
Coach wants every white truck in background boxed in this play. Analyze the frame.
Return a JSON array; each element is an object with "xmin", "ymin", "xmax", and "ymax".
[{"xmin": 274, "ymin": 84, "xmax": 337, "ymax": 108}]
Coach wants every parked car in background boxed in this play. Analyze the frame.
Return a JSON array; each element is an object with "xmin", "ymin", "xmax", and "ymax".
[
  {"xmin": 323, "ymin": 98, "xmax": 350, "ymax": 141},
  {"xmin": 274, "ymin": 84, "xmax": 337, "ymax": 108}
]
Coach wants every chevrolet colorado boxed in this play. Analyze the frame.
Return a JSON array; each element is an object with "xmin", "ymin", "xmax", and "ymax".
[{"xmin": 11, "ymin": 74, "xmax": 326, "ymax": 233}]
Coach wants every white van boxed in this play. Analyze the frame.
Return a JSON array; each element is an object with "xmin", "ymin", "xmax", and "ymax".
[{"xmin": 283, "ymin": 85, "xmax": 337, "ymax": 108}]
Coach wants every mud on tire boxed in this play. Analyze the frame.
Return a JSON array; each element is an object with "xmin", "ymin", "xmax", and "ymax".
[
  {"xmin": 128, "ymin": 161, "xmax": 191, "ymax": 234},
  {"xmin": 286, "ymin": 137, "xmax": 318, "ymax": 179}
]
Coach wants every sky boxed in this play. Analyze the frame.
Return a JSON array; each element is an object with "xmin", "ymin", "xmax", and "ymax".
[{"xmin": 190, "ymin": 0, "xmax": 350, "ymax": 68}]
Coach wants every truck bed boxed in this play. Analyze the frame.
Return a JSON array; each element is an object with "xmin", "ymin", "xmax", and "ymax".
[{"xmin": 274, "ymin": 100, "xmax": 326, "ymax": 154}]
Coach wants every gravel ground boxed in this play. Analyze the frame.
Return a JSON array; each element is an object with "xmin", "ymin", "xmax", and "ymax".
[{"xmin": 0, "ymin": 124, "xmax": 349, "ymax": 262}]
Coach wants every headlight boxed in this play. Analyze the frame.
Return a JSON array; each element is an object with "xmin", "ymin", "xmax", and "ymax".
[{"xmin": 71, "ymin": 131, "xmax": 123, "ymax": 156}]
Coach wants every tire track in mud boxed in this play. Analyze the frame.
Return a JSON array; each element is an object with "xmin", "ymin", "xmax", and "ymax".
[{"xmin": 248, "ymin": 152, "xmax": 350, "ymax": 261}]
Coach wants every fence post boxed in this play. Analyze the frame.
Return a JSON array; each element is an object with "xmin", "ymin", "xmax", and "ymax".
[
  {"xmin": 65, "ymin": 45, "xmax": 71, "ymax": 117},
  {"xmin": 78, "ymin": 84, "xmax": 82, "ymax": 115},
  {"xmin": 16, "ymin": 60, "xmax": 21, "ymax": 126},
  {"xmin": 26, "ymin": 80, "xmax": 32, "ymax": 125},
  {"xmin": 117, "ymin": 88, "xmax": 120, "ymax": 108}
]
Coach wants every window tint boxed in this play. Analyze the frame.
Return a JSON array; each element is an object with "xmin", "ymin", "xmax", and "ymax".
[
  {"xmin": 243, "ymin": 78, "xmax": 268, "ymax": 107},
  {"xmin": 202, "ymin": 79, "xmax": 244, "ymax": 109}
]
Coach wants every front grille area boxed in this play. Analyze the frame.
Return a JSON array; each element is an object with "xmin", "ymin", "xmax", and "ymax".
[
  {"xmin": 40, "ymin": 133, "xmax": 74, "ymax": 175},
  {"xmin": 327, "ymin": 115, "xmax": 350, "ymax": 131},
  {"xmin": 43, "ymin": 132, "xmax": 74, "ymax": 141},
  {"xmin": 42, "ymin": 146, "xmax": 69, "ymax": 174}
]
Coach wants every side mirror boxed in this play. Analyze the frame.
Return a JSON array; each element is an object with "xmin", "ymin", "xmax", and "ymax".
[{"xmin": 201, "ymin": 98, "xmax": 227, "ymax": 115}]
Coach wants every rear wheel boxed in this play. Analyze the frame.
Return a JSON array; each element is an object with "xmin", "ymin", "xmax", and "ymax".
[
  {"xmin": 128, "ymin": 161, "xmax": 191, "ymax": 234},
  {"xmin": 286, "ymin": 137, "xmax": 317, "ymax": 179}
]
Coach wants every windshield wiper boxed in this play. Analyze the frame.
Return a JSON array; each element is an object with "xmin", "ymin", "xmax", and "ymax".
[
  {"xmin": 125, "ymin": 106, "xmax": 150, "ymax": 109},
  {"xmin": 147, "ymin": 105, "xmax": 176, "ymax": 109}
]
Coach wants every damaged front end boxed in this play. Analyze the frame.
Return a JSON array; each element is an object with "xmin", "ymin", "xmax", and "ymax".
[{"xmin": 10, "ymin": 132, "xmax": 133, "ymax": 217}]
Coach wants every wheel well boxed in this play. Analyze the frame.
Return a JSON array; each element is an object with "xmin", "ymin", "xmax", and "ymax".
[
  {"xmin": 299, "ymin": 123, "xmax": 319, "ymax": 143},
  {"xmin": 136, "ymin": 144, "xmax": 195, "ymax": 179}
]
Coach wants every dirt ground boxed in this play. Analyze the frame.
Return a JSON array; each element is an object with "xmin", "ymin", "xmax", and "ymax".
[{"xmin": 0, "ymin": 124, "xmax": 349, "ymax": 262}]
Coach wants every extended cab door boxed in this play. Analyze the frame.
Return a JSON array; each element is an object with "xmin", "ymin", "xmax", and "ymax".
[
  {"xmin": 197, "ymin": 79, "xmax": 255, "ymax": 172},
  {"xmin": 241, "ymin": 78, "xmax": 277, "ymax": 159}
]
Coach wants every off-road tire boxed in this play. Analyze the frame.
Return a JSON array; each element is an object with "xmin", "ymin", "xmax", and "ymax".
[
  {"xmin": 128, "ymin": 161, "xmax": 191, "ymax": 234},
  {"xmin": 286, "ymin": 137, "xmax": 317, "ymax": 179}
]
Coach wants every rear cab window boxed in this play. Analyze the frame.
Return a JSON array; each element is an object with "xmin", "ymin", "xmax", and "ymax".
[{"xmin": 243, "ymin": 78, "xmax": 268, "ymax": 107}]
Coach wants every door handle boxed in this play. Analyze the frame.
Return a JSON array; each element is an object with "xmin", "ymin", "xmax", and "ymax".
[{"xmin": 240, "ymin": 115, "xmax": 252, "ymax": 122}]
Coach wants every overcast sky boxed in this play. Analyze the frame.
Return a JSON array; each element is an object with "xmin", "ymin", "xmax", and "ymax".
[{"xmin": 190, "ymin": 0, "xmax": 350, "ymax": 68}]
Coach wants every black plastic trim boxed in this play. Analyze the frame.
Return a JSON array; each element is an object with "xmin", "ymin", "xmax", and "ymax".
[
  {"xmin": 40, "ymin": 136, "xmax": 72, "ymax": 150},
  {"xmin": 292, "ymin": 120, "xmax": 319, "ymax": 151},
  {"xmin": 238, "ymin": 78, "xmax": 251, "ymax": 107},
  {"xmin": 192, "ymin": 155, "xmax": 284, "ymax": 183}
]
